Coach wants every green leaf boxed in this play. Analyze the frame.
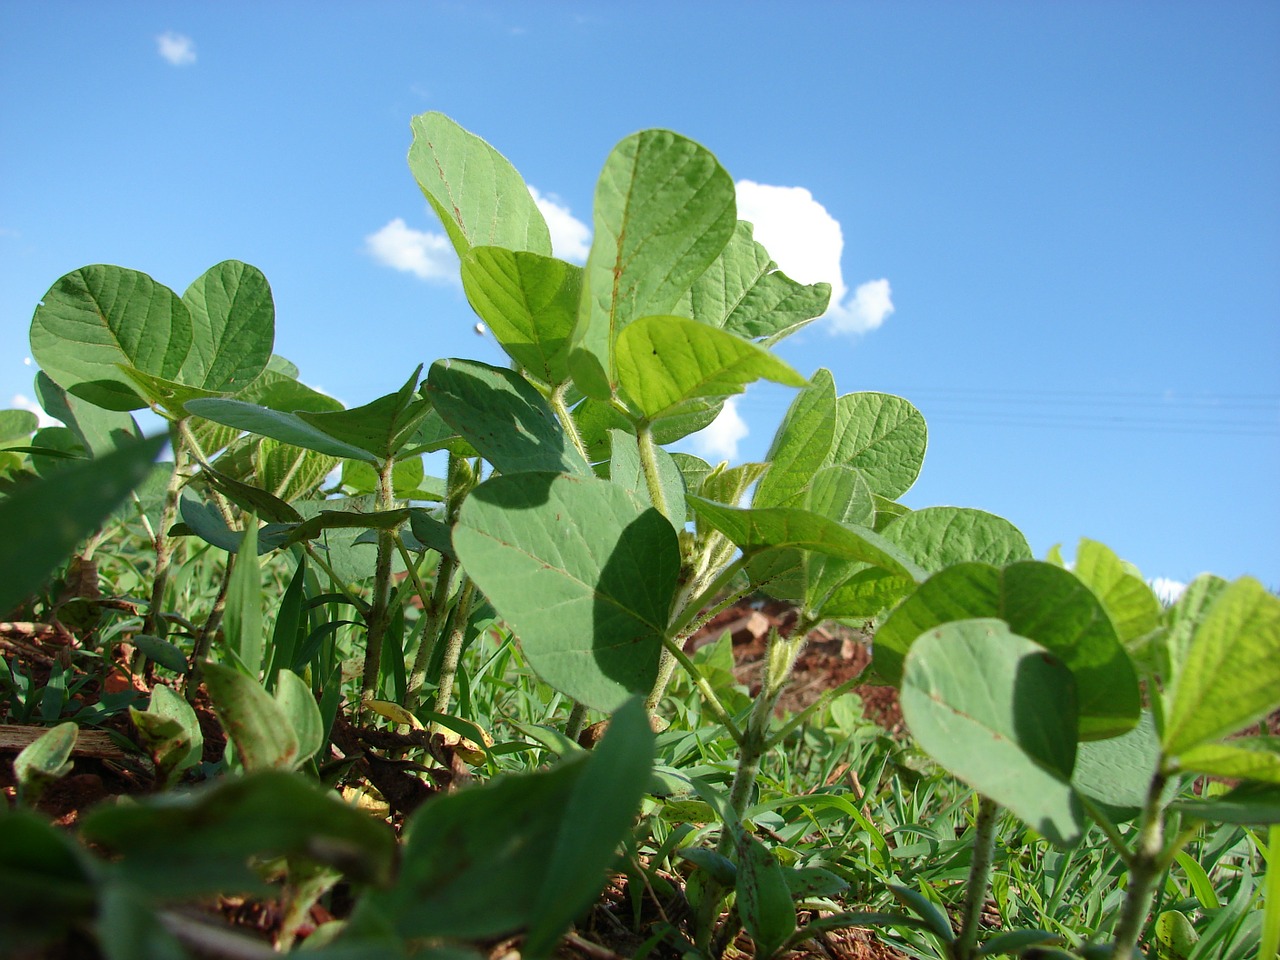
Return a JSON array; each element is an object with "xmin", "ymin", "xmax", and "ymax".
[
  {"xmin": 607, "ymin": 428, "xmax": 687, "ymax": 521},
  {"xmin": 1163, "ymin": 577, "xmax": 1280, "ymax": 755},
  {"xmin": 29, "ymin": 264, "xmax": 190, "ymax": 410},
  {"xmin": 887, "ymin": 884, "xmax": 955, "ymax": 944},
  {"xmin": 687, "ymin": 495, "xmax": 926, "ymax": 582},
  {"xmin": 874, "ymin": 561, "xmax": 1140, "ymax": 740},
  {"xmin": 901, "ymin": 621, "xmax": 1084, "ymax": 846},
  {"xmin": 1071, "ymin": 539, "xmax": 1161, "ymax": 645},
  {"xmin": 461, "ymin": 247, "xmax": 581, "ymax": 385},
  {"xmin": 881, "ymin": 506, "xmax": 1032, "ymax": 574},
  {"xmin": 13, "ymin": 722, "xmax": 77, "ymax": 804},
  {"xmin": 274, "ymin": 669, "xmax": 323, "ymax": 766},
  {"xmin": 753, "ymin": 368, "xmax": 837, "ymax": 508},
  {"xmin": 130, "ymin": 685, "xmax": 202, "ymax": 786},
  {"xmin": 34, "ymin": 371, "xmax": 142, "ymax": 457},
  {"xmin": 179, "ymin": 260, "xmax": 274, "ymax": 392},
  {"xmin": 0, "ymin": 408, "xmax": 37, "ymax": 442},
  {"xmin": 224, "ymin": 520, "xmax": 264, "ymax": 677},
  {"xmin": 297, "ymin": 368, "xmax": 431, "ymax": 463},
  {"xmin": 735, "ymin": 831, "xmax": 797, "ymax": 960},
  {"xmin": 366, "ymin": 707, "xmax": 652, "ymax": 946},
  {"xmin": 408, "ymin": 112, "xmax": 551, "ymax": 258},
  {"xmin": 572, "ymin": 129, "xmax": 736, "ymax": 397},
  {"xmin": 453, "ymin": 472, "xmax": 679, "ymax": 711},
  {"xmin": 1154, "ymin": 910, "xmax": 1199, "ymax": 959},
  {"xmin": 686, "ymin": 220, "xmax": 831, "ymax": 343},
  {"xmin": 202, "ymin": 662, "xmax": 300, "ymax": 772},
  {"xmin": 0, "ymin": 434, "xmax": 165, "ymax": 616},
  {"xmin": 1170, "ymin": 782, "xmax": 1280, "ymax": 825},
  {"xmin": 185, "ymin": 397, "xmax": 379, "ymax": 463},
  {"xmin": 1177, "ymin": 739, "xmax": 1280, "ymax": 784},
  {"xmin": 525, "ymin": 699, "xmax": 656, "ymax": 957},
  {"xmin": 1073, "ymin": 711, "xmax": 1162, "ymax": 815},
  {"xmin": 0, "ymin": 810, "xmax": 97, "ymax": 944},
  {"xmin": 81, "ymin": 771, "xmax": 395, "ymax": 895},
  {"xmin": 802, "ymin": 466, "xmax": 876, "ymax": 611},
  {"xmin": 616, "ymin": 315, "xmax": 806, "ymax": 423},
  {"xmin": 426, "ymin": 359, "xmax": 590, "ymax": 476},
  {"xmin": 826, "ymin": 392, "xmax": 927, "ymax": 499}
]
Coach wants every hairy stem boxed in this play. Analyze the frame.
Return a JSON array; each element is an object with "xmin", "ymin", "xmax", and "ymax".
[
  {"xmin": 636, "ymin": 423, "xmax": 674, "ymax": 524},
  {"xmin": 432, "ymin": 576, "xmax": 477, "ymax": 717},
  {"xmin": 358, "ymin": 457, "xmax": 398, "ymax": 714},
  {"xmin": 564, "ymin": 701, "xmax": 589, "ymax": 742},
  {"xmin": 1110, "ymin": 766, "xmax": 1169, "ymax": 960},
  {"xmin": 184, "ymin": 555, "xmax": 233, "ymax": 699},
  {"xmin": 953, "ymin": 796, "xmax": 999, "ymax": 960},
  {"xmin": 551, "ymin": 382, "xmax": 590, "ymax": 463}
]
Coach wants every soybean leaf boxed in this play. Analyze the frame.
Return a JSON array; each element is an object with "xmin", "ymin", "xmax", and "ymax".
[
  {"xmin": 179, "ymin": 260, "xmax": 275, "ymax": 392},
  {"xmin": 426, "ymin": 359, "xmax": 590, "ymax": 476},
  {"xmin": 1159, "ymin": 573, "xmax": 1229, "ymax": 700},
  {"xmin": 202, "ymin": 662, "xmax": 299, "ymax": 772},
  {"xmin": 615, "ymin": 315, "xmax": 806, "ymax": 423},
  {"xmin": 682, "ymin": 219, "xmax": 830, "ymax": 344},
  {"xmin": 130, "ymin": 685, "xmax": 203, "ymax": 787},
  {"xmin": 408, "ymin": 111, "xmax": 551, "ymax": 258},
  {"xmin": 873, "ymin": 561, "xmax": 1140, "ymax": 740},
  {"xmin": 297, "ymin": 367, "xmax": 430, "ymax": 463},
  {"xmin": 735, "ymin": 830, "xmax": 797, "ymax": 960},
  {"xmin": 185, "ymin": 397, "xmax": 378, "ymax": 463},
  {"xmin": 274, "ymin": 668, "xmax": 323, "ymax": 766},
  {"xmin": 14, "ymin": 722, "xmax": 77, "ymax": 804},
  {"xmin": 362, "ymin": 709, "xmax": 651, "ymax": 946},
  {"xmin": 525, "ymin": 699, "xmax": 655, "ymax": 957},
  {"xmin": 1162, "ymin": 577, "xmax": 1280, "ymax": 755},
  {"xmin": 1170, "ymin": 783, "xmax": 1280, "ymax": 825},
  {"xmin": 881, "ymin": 506, "xmax": 1032, "ymax": 574},
  {"xmin": 826, "ymin": 392, "xmax": 927, "ymax": 499},
  {"xmin": 802, "ymin": 466, "xmax": 876, "ymax": 611},
  {"xmin": 753, "ymin": 368, "xmax": 837, "ymax": 508},
  {"xmin": 30, "ymin": 264, "xmax": 189, "ymax": 410},
  {"xmin": 1071, "ymin": 538, "xmax": 1162, "ymax": 645},
  {"xmin": 607, "ymin": 428, "xmax": 686, "ymax": 522},
  {"xmin": 1072, "ymin": 711, "xmax": 1163, "ymax": 816},
  {"xmin": 293, "ymin": 496, "xmax": 398, "ymax": 584},
  {"xmin": 0, "ymin": 408, "xmax": 37, "ymax": 442},
  {"xmin": 34, "ymin": 371, "xmax": 141, "ymax": 457},
  {"xmin": 461, "ymin": 247, "xmax": 580, "ymax": 385},
  {"xmin": 0, "ymin": 434, "xmax": 165, "ymax": 616},
  {"xmin": 697, "ymin": 459, "xmax": 769, "ymax": 508},
  {"xmin": 1177, "ymin": 739, "xmax": 1280, "ymax": 784},
  {"xmin": 572, "ymin": 129, "xmax": 736, "ymax": 398},
  {"xmin": 901, "ymin": 620, "xmax": 1084, "ymax": 846},
  {"xmin": 81, "ymin": 771, "xmax": 395, "ymax": 895},
  {"xmin": 688, "ymin": 495, "xmax": 925, "ymax": 582},
  {"xmin": 453, "ymin": 472, "xmax": 679, "ymax": 711}
]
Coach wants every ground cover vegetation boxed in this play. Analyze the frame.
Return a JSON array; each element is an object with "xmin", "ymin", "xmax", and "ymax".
[{"xmin": 2, "ymin": 113, "xmax": 1278, "ymax": 960}]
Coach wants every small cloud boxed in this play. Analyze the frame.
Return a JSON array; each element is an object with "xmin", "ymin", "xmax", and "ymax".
[
  {"xmin": 9, "ymin": 394, "xmax": 60, "ymax": 429},
  {"xmin": 156, "ymin": 31, "xmax": 197, "ymax": 66},
  {"xmin": 831, "ymin": 278, "xmax": 895, "ymax": 335},
  {"xmin": 735, "ymin": 179, "xmax": 893, "ymax": 337},
  {"xmin": 691, "ymin": 397, "xmax": 748, "ymax": 463},
  {"xmin": 529, "ymin": 186, "xmax": 591, "ymax": 262},
  {"xmin": 0, "ymin": 227, "xmax": 19, "ymax": 239},
  {"xmin": 1149, "ymin": 577, "xmax": 1187, "ymax": 606},
  {"xmin": 365, "ymin": 218, "xmax": 458, "ymax": 282}
]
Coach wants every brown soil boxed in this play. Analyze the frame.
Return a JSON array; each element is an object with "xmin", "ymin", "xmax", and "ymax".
[{"xmin": 1, "ymin": 603, "xmax": 908, "ymax": 960}]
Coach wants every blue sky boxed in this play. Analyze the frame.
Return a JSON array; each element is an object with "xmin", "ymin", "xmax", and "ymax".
[{"xmin": 2, "ymin": 2, "xmax": 1277, "ymax": 590}]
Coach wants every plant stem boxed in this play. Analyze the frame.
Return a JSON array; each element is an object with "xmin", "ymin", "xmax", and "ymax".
[
  {"xmin": 432, "ymin": 576, "xmax": 477, "ymax": 718},
  {"xmin": 1110, "ymin": 766, "xmax": 1169, "ymax": 960},
  {"xmin": 551, "ymin": 382, "xmax": 590, "ymax": 463},
  {"xmin": 953, "ymin": 796, "xmax": 999, "ymax": 960},
  {"xmin": 636, "ymin": 423, "xmax": 674, "ymax": 524},
  {"xmin": 358, "ymin": 457, "xmax": 398, "ymax": 714},
  {"xmin": 405, "ymin": 553, "xmax": 458, "ymax": 709},
  {"xmin": 185, "ymin": 554, "xmax": 233, "ymax": 699},
  {"xmin": 564, "ymin": 701, "xmax": 588, "ymax": 742},
  {"xmin": 656, "ymin": 635, "xmax": 741, "ymax": 742}
]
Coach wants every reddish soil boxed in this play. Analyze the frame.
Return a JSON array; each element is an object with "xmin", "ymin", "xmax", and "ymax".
[{"xmin": 1, "ymin": 602, "xmax": 909, "ymax": 960}]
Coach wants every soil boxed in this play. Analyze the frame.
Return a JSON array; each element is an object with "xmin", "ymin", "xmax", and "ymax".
[{"xmin": 1, "ymin": 603, "xmax": 908, "ymax": 960}]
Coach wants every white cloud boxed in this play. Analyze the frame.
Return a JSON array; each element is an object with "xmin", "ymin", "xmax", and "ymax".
[
  {"xmin": 156, "ymin": 32, "xmax": 197, "ymax": 66},
  {"xmin": 1149, "ymin": 577, "xmax": 1187, "ymax": 606},
  {"xmin": 529, "ymin": 186, "xmax": 591, "ymax": 262},
  {"xmin": 734, "ymin": 179, "xmax": 893, "ymax": 336},
  {"xmin": 9, "ymin": 394, "xmax": 60, "ymax": 429},
  {"xmin": 365, "ymin": 218, "xmax": 458, "ymax": 282},
  {"xmin": 691, "ymin": 397, "xmax": 748, "ymax": 463}
]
